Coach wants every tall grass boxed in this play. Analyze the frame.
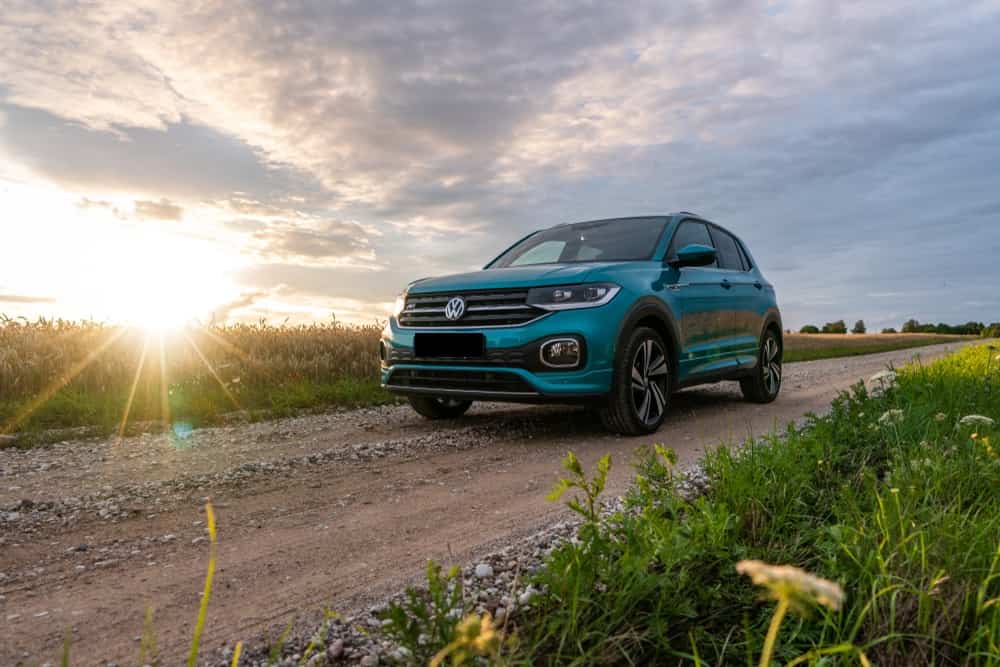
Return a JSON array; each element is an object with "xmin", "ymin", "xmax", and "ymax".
[
  {"xmin": 0, "ymin": 317, "xmax": 392, "ymax": 437},
  {"xmin": 505, "ymin": 343, "xmax": 1000, "ymax": 665}
]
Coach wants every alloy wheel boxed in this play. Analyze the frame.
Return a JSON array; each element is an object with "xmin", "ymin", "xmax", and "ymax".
[
  {"xmin": 762, "ymin": 336, "xmax": 781, "ymax": 395},
  {"xmin": 630, "ymin": 338, "xmax": 669, "ymax": 425}
]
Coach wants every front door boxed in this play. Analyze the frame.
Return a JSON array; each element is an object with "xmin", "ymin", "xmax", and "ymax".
[
  {"xmin": 664, "ymin": 220, "xmax": 738, "ymax": 380},
  {"xmin": 707, "ymin": 225, "xmax": 762, "ymax": 367}
]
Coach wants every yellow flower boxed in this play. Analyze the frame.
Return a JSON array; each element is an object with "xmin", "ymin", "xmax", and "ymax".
[
  {"xmin": 736, "ymin": 560, "xmax": 844, "ymax": 612},
  {"xmin": 430, "ymin": 613, "xmax": 500, "ymax": 667}
]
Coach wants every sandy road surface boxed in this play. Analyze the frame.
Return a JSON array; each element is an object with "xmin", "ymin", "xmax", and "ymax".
[{"xmin": 0, "ymin": 341, "xmax": 973, "ymax": 665}]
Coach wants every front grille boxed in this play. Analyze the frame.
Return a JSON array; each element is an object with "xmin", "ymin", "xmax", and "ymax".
[
  {"xmin": 387, "ymin": 348, "xmax": 529, "ymax": 366},
  {"xmin": 386, "ymin": 369, "xmax": 537, "ymax": 394},
  {"xmin": 398, "ymin": 289, "xmax": 546, "ymax": 328}
]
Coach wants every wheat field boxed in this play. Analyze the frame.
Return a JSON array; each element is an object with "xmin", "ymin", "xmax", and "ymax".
[
  {"xmin": 0, "ymin": 317, "xmax": 388, "ymax": 438},
  {"xmin": 0, "ymin": 318, "xmax": 975, "ymax": 439}
]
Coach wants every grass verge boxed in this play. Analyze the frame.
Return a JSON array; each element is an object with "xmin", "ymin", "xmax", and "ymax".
[{"xmin": 383, "ymin": 343, "xmax": 1000, "ymax": 665}]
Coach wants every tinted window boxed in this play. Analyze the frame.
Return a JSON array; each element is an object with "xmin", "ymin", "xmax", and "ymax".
[
  {"xmin": 668, "ymin": 221, "xmax": 717, "ymax": 267},
  {"xmin": 490, "ymin": 218, "xmax": 667, "ymax": 268},
  {"xmin": 709, "ymin": 227, "xmax": 745, "ymax": 271},
  {"xmin": 737, "ymin": 240, "xmax": 753, "ymax": 270}
]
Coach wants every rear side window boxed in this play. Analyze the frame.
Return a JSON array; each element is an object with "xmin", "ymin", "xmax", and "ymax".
[
  {"xmin": 709, "ymin": 227, "xmax": 746, "ymax": 271},
  {"xmin": 669, "ymin": 221, "xmax": 717, "ymax": 267}
]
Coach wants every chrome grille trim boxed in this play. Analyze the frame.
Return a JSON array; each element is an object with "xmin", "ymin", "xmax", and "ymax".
[{"xmin": 397, "ymin": 289, "xmax": 547, "ymax": 328}]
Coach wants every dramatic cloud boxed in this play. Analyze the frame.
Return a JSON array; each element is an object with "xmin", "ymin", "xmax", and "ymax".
[
  {"xmin": 134, "ymin": 198, "xmax": 183, "ymax": 221},
  {"xmin": 1, "ymin": 0, "xmax": 999, "ymax": 328},
  {"xmin": 0, "ymin": 293, "xmax": 56, "ymax": 304},
  {"xmin": 250, "ymin": 219, "xmax": 376, "ymax": 266}
]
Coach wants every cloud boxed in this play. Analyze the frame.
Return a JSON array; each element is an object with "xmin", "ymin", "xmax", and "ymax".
[
  {"xmin": 250, "ymin": 220, "xmax": 375, "ymax": 266},
  {"xmin": 2, "ymin": 0, "xmax": 1000, "ymax": 329},
  {"xmin": 134, "ymin": 198, "xmax": 183, "ymax": 221},
  {"xmin": 0, "ymin": 292, "xmax": 56, "ymax": 304}
]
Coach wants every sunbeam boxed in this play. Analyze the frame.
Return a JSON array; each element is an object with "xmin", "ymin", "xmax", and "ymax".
[
  {"xmin": 157, "ymin": 332, "xmax": 171, "ymax": 431},
  {"xmin": 1, "ymin": 326, "xmax": 128, "ymax": 435},
  {"xmin": 116, "ymin": 335, "xmax": 149, "ymax": 444},
  {"xmin": 182, "ymin": 331, "xmax": 243, "ymax": 413}
]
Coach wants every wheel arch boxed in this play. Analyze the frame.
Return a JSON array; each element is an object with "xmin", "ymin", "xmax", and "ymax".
[
  {"xmin": 614, "ymin": 297, "xmax": 682, "ymax": 386},
  {"xmin": 760, "ymin": 309, "xmax": 784, "ymax": 353}
]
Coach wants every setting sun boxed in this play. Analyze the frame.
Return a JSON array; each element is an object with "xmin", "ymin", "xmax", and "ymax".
[{"xmin": 1, "ymin": 182, "xmax": 242, "ymax": 331}]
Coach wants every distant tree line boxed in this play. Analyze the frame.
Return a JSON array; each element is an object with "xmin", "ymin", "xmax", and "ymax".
[{"xmin": 798, "ymin": 319, "xmax": 1000, "ymax": 337}]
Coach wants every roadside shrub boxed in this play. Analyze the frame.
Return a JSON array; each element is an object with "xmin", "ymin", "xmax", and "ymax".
[
  {"xmin": 800, "ymin": 325, "xmax": 820, "ymax": 334},
  {"xmin": 508, "ymin": 344, "xmax": 1000, "ymax": 665}
]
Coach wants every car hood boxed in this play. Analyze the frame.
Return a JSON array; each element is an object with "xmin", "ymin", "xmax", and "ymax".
[{"xmin": 407, "ymin": 263, "xmax": 618, "ymax": 293}]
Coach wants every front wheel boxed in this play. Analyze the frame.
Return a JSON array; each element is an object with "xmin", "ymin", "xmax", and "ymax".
[
  {"xmin": 600, "ymin": 327, "xmax": 671, "ymax": 436},
  {"xmin": 740, "ymin": 330, "xmax": 782, "ymax": 403},
  {"xmin": 408, "ymin": 395, "xmax": 473, "ymax": 419}
]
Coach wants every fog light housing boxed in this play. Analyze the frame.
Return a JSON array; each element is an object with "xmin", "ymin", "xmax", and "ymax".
[
  {"xmin": 540, "ymin": 338, "xmax": 581, "ymax": 368},
  {"xmin": 379, "ymin": 340, "xmax": 388, "ymax": 363}
]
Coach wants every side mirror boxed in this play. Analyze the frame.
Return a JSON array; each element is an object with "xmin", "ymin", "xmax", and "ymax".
[{"xmin": 668, "ymin": 243, "xmax": 717, "ymax": 268}]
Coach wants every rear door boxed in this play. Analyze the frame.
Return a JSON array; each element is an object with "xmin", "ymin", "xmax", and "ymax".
[
  {"xmin": 665, "ymin": 220, "xmax": 736, "ymax": 379},
  {"xmin": 707, "ymin": 225, "xmax": 761, "ymax": 366}
]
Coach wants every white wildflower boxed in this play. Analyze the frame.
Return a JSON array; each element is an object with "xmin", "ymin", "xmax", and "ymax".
[
  {"xmin": 868, "ymin": 370, "xmax": 897, "ymax": 385},
  {"xmin": 867, "ymin": 370, "xmax": 898, "ymax": 396},
  {"xmin": 958, "ymin": 415, "xmax": 995, "ymax": 428},
  {"xmin": 934, "ymin": 412, "xmax": 947, "ymax": 422},
  {"xmin": 879, "ymin": 409, "xmax": 905, "ymax": 425}
]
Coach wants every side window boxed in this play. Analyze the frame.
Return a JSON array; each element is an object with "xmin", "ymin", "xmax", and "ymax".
[
  {"xmin": 737, "ymin": 240, "xmax": 753, "ymax": 270},
  {"xmin": 668, "ymin": 221, "xmax": 717, "ymax": 267},
  {"xmin": 709, "ymin": 227, "xmax": 745, "ymax": 271},
  {"xmin": 508, "ymin": 240, "xmax": 565, "ymax": 266}
]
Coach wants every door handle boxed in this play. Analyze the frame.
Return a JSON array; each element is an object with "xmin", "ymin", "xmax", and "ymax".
[
  {"xmin": 753, "ymin": 281, "xmax": 763, "ymax": 290},
  {"xmin": 721, "ymin": 279, "xmax": 732, "ymax": 290}
]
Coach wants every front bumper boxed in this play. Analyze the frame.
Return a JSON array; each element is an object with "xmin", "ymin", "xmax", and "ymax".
[{"xmin": 379, "ymin": 305, "xmax": 625, "ymax": 402}]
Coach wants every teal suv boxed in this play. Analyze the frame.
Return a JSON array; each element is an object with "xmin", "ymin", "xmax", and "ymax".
[{"xmin": 380, "ymin": 214, "xmax": 783, "ymax": 435}]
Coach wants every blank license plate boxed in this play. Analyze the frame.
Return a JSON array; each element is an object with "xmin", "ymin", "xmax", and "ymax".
[{"xmin": 413, "ymin": 333, "xmax": 485, "ymax": 358}]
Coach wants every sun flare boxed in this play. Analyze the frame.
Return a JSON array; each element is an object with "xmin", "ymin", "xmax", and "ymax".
[{"xmin": 1, "ymin": 183, "xmax": 243, "ymax": 332}]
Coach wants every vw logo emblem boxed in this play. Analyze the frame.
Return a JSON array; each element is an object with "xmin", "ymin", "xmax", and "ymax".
[{"xmin": 444, "ymin": 296, "xmax": 466, "ymax": 321}]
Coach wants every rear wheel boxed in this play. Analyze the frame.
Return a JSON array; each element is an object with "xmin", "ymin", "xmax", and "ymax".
[
  {"xmin": 600, "ymin": 327, "xmax": 671, "ymax": 435},
  {"xmin": 408, "ymin": 395, "xmax": 473, "ymax": 419},
  {"xmin": 740, "ymin": 329, "xmax": 782, "ymax": 403}
]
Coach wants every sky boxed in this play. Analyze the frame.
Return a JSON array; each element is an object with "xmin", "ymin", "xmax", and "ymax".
[{"xmin": 1, "ymin": 0, "xmax": 999, "ymax": 331}]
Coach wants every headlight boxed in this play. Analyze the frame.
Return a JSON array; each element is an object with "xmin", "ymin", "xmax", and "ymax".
[
  {"xmin": 392, "ymin": 293, "xmax": 406, "ymax": 317},
  {"xmin": 526, "ymin": 283, "xmax": 620, "ymax": 310}
]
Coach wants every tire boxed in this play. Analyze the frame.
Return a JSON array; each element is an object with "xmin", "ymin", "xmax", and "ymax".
[
  {"xmin": 740, "ymin": 329, "xmax": 782, "ymax": 403},
  {"xmin": 407, "ymin": 395, "xmax": 473, "ymax": 419},
  {"xmin": 599, "ymin": 326, "xmax": 671, "ymax": 435}
]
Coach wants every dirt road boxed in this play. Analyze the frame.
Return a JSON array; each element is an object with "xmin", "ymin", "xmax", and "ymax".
[{"xmin": 0, "ymin": 341, "xmax": 972, "ymax": 665}]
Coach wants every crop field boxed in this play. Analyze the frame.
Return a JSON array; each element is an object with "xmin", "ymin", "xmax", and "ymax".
[
  {"xmin": 0, "ymin": 318, "xmax": 979, "ymax": 440},
  {"xmin": 783, "ymin": 332, "xmax": 971, "ymax": 362},
  {"xmin": 0, "ymin": 317, "xmax": 389, "ymax": 440}
]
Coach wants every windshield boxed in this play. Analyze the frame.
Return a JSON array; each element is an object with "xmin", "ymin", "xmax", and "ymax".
[{"xmin": 488, "ymin": 217, "xmax": 667, "ymax": 268}]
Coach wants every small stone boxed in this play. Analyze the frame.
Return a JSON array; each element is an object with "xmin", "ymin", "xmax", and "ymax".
[
  {"xmin": 160, "ymin": 534, "xmax": 176, "ymax": 543},
  {"xmin": 494, "ymin": 607, "xmax": 506, "ymax": 624},
  {"xmin": 360, "ymin": 655, "xmax": 379, "ymax": 666},
  {"xmin": 474, "ymin": 563, "xmax": 494, "ymax": 579},
  {"xmin": 328, "ymin": 639, "xmax": 344, "ymax": 658},
  {"xmin": 518, "ymin": 588, "xmax": 537, "ymax": 606}
]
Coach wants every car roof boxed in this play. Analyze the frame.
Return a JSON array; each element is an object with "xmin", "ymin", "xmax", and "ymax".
[{"xmin": 553, "ymin": 212, "xmax": 706, "ymax": 227}]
